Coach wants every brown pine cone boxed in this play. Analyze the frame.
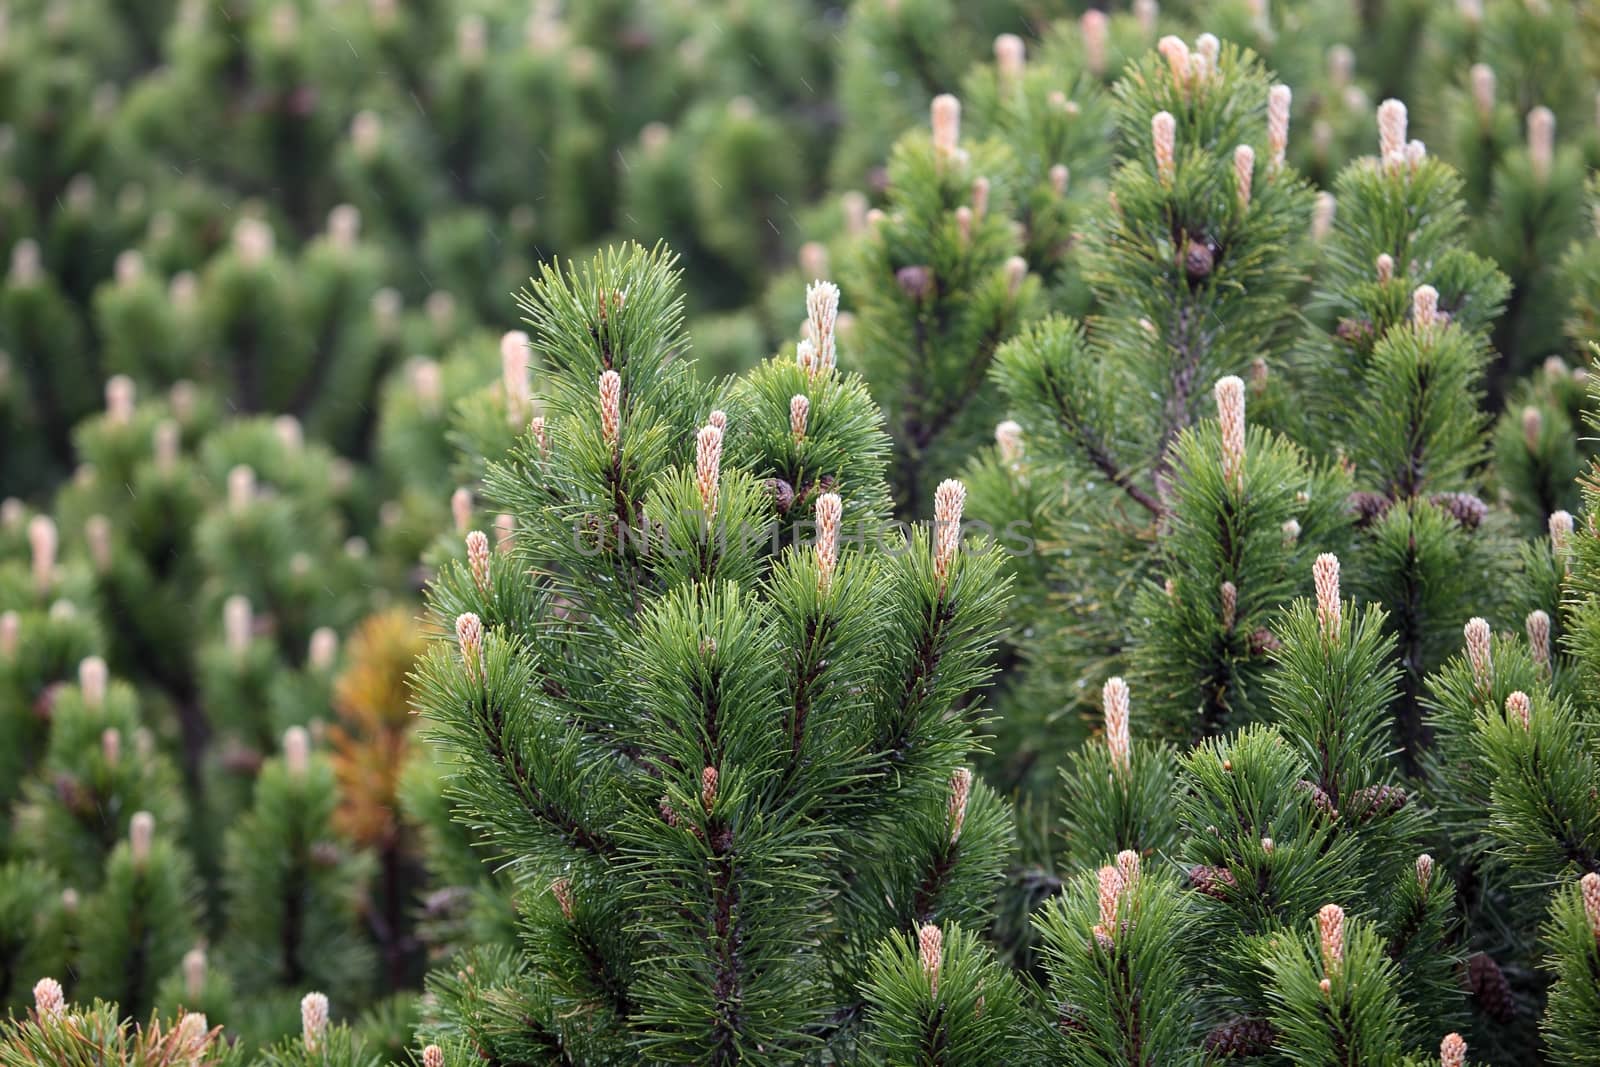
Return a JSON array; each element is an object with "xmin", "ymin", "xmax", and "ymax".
[
  {"xmin": 1297, "ymin": 778, "xmax": 1339, "ymax": 819},
  {"xmin": 1350, "ymin": 784, "xmax": 1408, "ymax": 821},
  {"xmin": 1204, "ymin": 1016, "xmax": 1276, "ymax": 1057},
  {"xmin": 1430, "ymin": 492, "xmax": 1487, "ymax": 531},
  {"xmin": 763, "ymin": 478, "xmax": 795, "ymax": 514},
  {"xmin": 1248, "ymin": 628, "xmax": 1281, "ymax": 655},
  {"xmin": 1466, "ymin": 951, "xmax": 1516, "ymax": 1023},
  {"xmin": 896, "ymin": 265, "xmax": 935, "ymax": 301},
  {"xmin": 1184, "ymin": 239, "xmax": 1215, "ymax": 282},
  {"xmin": 53, "ymin": 773, "xmax": 89, "ymax": 816},
  {"xmin": 32, "ymin": 681, "xmax": 66, "ymax": 721},
  {"xmin": 1335, "ymin": 317, "xmax": 1375, "ymax": 345},
  {"xmin": 1186, "ymin": 864, "xmax": 1239, "ymax": 899},
  {"xmin": 1057, "ymin": 1002, "xmax": 1088, "ymax": 1035},
  {"xmin": 1346, "ymin": 491, "xmax": 1392, "ymax": 528}
]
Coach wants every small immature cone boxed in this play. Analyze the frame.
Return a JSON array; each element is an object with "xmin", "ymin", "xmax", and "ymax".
[
  {"xmin": 918, "ymin": 923, "xmax": 943, "ymax": 994},
  {"xmin": 1005, "ymin": 256, "xmax": 1028, "ymax": 298},
  {"xmin": 1103, "ymin": 676, "xmax": 1131, "ymax": 774},
  {"xmin": 1220, "ymin": 581, "xmax": 1237, "ymax": 631},
  {"xmin": 955, "ymin": 205, "xmax": 972, "ymax": 243},
  {"xmin": 1522, "ymin": 406, "xmax": 1543, "ymax": 453},
  {"xmin": 451, "ymin": 488, "xmax": 473, "ymax": 535},
  {"xmin": 790, "ymin": 395, "xmax": 809, "ymax": 440},
  {"xmin": 423, "ymin": 1046, "xmax": 445, "ymax": 1067},
  {"xmin": 531, "ymin": 415, "xmax": 547, "ymax": 455},
  {"xmin": 994, "ymin": 33, "xmax": 1025, "ymax": 84},
  {"xmin": 1268, "ymin": 85, "xmax": 1292, "ymax": 169},
  {"xmin": 1096, "ymin": 865, "xmax": 1124, "ymax": 945},
  {"xmin": 1378, "ymin": 99, "xmax": 1408, "ymax": 168},
  {"xmin": 9, "ymin": 239, "xmax": 39, "ymax": 284},
  {"xmin": 1527, "ymin": 610, "xmax": 1551, "ymax": 672},
  {"xmin": 1281, "ymin": 519, "xmax": 1301, "ymax": 546},
  {"xmin": 841, "ymin": 191, "xmax": 868, "ymax": 235},
  {"xmin": 1464, "ymin": 617, "xmax": 1492, "ymax": 691},
  {"xmin": 1233, "ymin": 145, "xmax": 1255, "ymax": 210},
  {"xmin": 1413, "ymin": 285, "xmax": 1440, "ymax": 330},
  {"xmin": 495, "ymin": 513, "xmax": 515, "ymax": 555},
  {"xmin": 411, "ymin": 360, "xmax": 442, "ymax": 416},
  {"xmin": 796, "ymin": 338, "xmax": 818, "ymax": 377},
  {"xmin": 371, "ymin": 289, "xmax": 401, "ymax": 336},
  {"xmin": 995, "ymin": 420, "xmax": 1023, "ymax": 466},
  {"xmin": 101, "ymin": 729, "xmax": 121, "ymax": 767},
  {"xmin": 1440, "ymin": 1033, "xmax": 1467, "ymax": 1067},
  {"xmin": 0, "ymin": 611, "xmax": 17, "ymax": 659},
  {"xmin": 279, "ymin": 725, "xmax": 313, "ymax": 782},
  {"xmin": 467, "ymin": 530, "xmax": 492, "ymax": 593},
  {"xmin": 696, "ymin": 424, "xmax": 723, "ymax": 520},
  {"xmin": 948, "ymin": 767, "xmax": 973, "ymax": 844},
  {"xmin": 1311, "ymin": 192, "xmax": 1335, "ymax": 241},
  {"xmin": 1157, "ymin": 35, "xmax": 1190, "ymax": 83},
  {"xmin": 28, "ymin": 514, "xmax": 56, "ymax": 593},
  {"xmin": 701, "ymin": 766, "xmax": 718, "ymax": 812},
  {"xmin": 1581, "ymin": 872, "xmax": 1600, "ymax": 941},
  {"xmin": 1528, "ymin": 107, "xmax": 1554, "ymax": 185},
  {"xmin": 1050, "ymin": 164, "xmax": 1069, "ymax": 196},
  {"xmin": 456, "ymin": 612, "xmax": 485, "ymax": 684},
  {"xmin": 80, "ymin": 655, "xmax": 108, "ymax": 709},
  {"xmin": 933, "ymin": 479, "xmax": 965, "ymax": 583},
  {"xmin": 798, "ymin": 241, "xmax": 829, "ymax": 280},
  {"xmin": 1549, "ymin": 510, "xmax": 1573, "ymax": 554},
  {"xmin": 1133, "ymin": 0, "xmax": 1157, "ymax": 32},
  {"xmin": 812, "ymin": 492, "xmax": 844, "ymax": 595},
  {"xmin": 1261, "ymin": 836, "xmax": 1275, "ymax": 853},
  {"xmin": 1081, "ymin": 10, "xmax": 1108, "ymax": 75},
  {"xmin": 971, "ymin": 176, "xmax": 990, "ymax": 219},
  {"xmin": 1116, "ymin": 849, "xmax": 1140, "ymax": 893},
  {"xmin": 1505, "ymin": 690, "xmax": 1531, "ymax": 730},
  {"xmin": 301, "ymin": 992, "xmax": 329, "ymax": 1053},
  {"xmin": 1405, "ymin": 139, "xmax": 1427, "ymax": 171},
  {"xmin": 106, "ymin": 374, "xmax": 136, "ymax": 425},
  {"xmin": 806, "ymin": 281, "xmax": 840, "ymax": 377},
  {"xmin": 599, "ymin": 370, "xmax": 622, "ymax": 448},
  {"xmin": 1376, "ymin": 253, "xmax": 1394, "ymax": 284},
  {"xmin": 931, "ymin": 94, "xmax": 961, "ymax": 159},
  {"xmin": 33, "ymin": 977, "xmax": 65, "ymax": 1021},
  {"xmin": 175, "ymin": 1013, "xmax": 209, "ymax": 1057},
  {"xmin": 1471, "ymin": 64, "xmax": 1495, "ymax": 122},
  {"xmin": 1152, "ymin": 111, "xmax": 1177, "ymax": 184},
  {"xmin": 501, "ymin": 331, "xmax": 531, "ymax": 427},
  {"xmin": 156, "ymin": 419, "xmax": 181, "ymax": 473},
  {"xmin": 328, "ymin": 203, "xmax": 360, "ymax": 248},
  {"xmin": 233, "ymin": 217, "xmax": 274, "ymax": 264},
  {"xmin": 1328, "ymin": 45, "xmax": 1354, "ymax": 89},
  {"xmin": 224, "ymin": 595, "xmax": 252, "ymax": 657},
  {"xmin": 86, "ymin": 515, "xmax": 111, "ymax": 572},
  {"xmin": 550, "ymin": 877, "xmax": 575, "ymax": 921},
  {"xmin": 228, "ymin": 464, "xmax": 255, "ymax": 513},
  {"xmin": 130, "ymin": 811, "xmax": 155, "ymax": 867},
  {"xmin": 1416, "ymin": 853, "xmax": 1434, "ymax": 890},
  {"xmin": 1215, "ymin": 375, "xmax": 1246, "ymax": 491},
  {"xmin": 708, "ymin": 410, "xmax": 727, "ymax": 433},
  {"xmin": 1314, "ymin": 553, "xmax": 1341, "ymax": 641},
  {"xmin": 115, "ymin": 249, "xmax": 145, "ymax": 287},
  {"xmin": 1317, "ymin": 903, "xmax": 1345, "ymax": 975},
  {"xmin": 185, "ymin": 947, "xmax": 207, "ymax": 1000},
  {"xmin": 1196, "ymin": 33, "xmax": 1220, "ymax": 70},
  {"xmin": 309, "ymin": 627, "xmax": 338, "ymax": 671}
]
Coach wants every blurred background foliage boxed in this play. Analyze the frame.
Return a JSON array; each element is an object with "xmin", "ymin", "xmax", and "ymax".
[{"xmin": 3, "ymin": 0, "xmax": 1600, "ymax": 1054}]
